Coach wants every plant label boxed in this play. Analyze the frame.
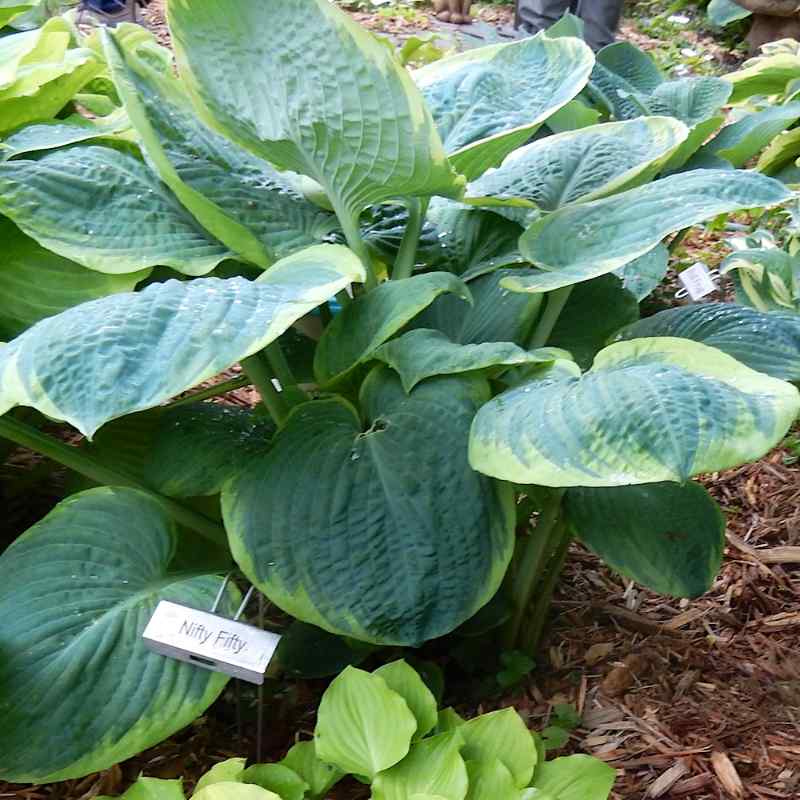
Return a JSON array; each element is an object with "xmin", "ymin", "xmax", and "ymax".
[
  {"xmin": 677, "ymin": 262, "xmax": 717, "ymax": 301},
  {"xmin": 142, "ymin": 600, "xmax": 281, "ymax": 684}
]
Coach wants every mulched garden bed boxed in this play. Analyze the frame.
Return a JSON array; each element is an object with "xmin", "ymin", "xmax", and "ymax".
[{"xmin": 2, "ymin": 4, "xmax": 798, "ymax": 799}]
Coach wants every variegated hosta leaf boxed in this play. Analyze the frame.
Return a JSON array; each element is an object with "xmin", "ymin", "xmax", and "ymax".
[
  {"xmin": 0, "ymin": 2, "xmax": 36, "ymax": 28},
  {"xmin": 413, "ymin": 269, "xmax": 543, "ymax": 347},
  {"xmin": 223, "ymin": 368, "xmax": 515, "ymax": 645},
  {"xmin": 0, "ymin": 47, "xmax": 103, "ymax": 134},
  {"xmin": 0, "ymin": 487, "xmax": 237, "ymax": 783},
  {"xmin": 566, "ymin": 481, "xmax": 725, "ymax": 597},
  {"xmin": 0, "ymin": 245, "xmax": 364, "ymax": 437},
  {"xmin": 0, "ymin": 17, "xmax": 69, "ymax": 88},
  {"xmin": 104, "ymin": 31, "xmax": 338, "ymax": 267},
  {"xmin": 703, "ymin": 103, "xmax": 800, "ymax": 168},
  {"xmin": 726, "ymin": 52, "xmax": 800, "ymax": 104},
  {"xmin": 313, "ymin": 272, "xmax": 471, "ymax": 386},
  {"xmin": 0, "ymin": 18, "xmax": 103, "ymax": 131},
  {"xmin": 465, "ymin": 116, "xmax": 687, "ymax": 214},
  {"xmin": 757, "ymin": 127, "xmax": 800, "ymax": 176},
  {"xmin": 614, "ymin": 303, "xmax": 800, "ymax": 382},
  {"xmin": 0, "ymin": 145, "xmax": 233, "ymax": 275},
  {"xmin": 0, "ymin": 219, "xmax": 149, "ymax": 339},
  {"xmin": 0, "ymin": 111, "xmax": 131, "ymax": 161},
  {"xmin": 469, "ymin": 337, "xmax": 800, "ymax": 487},
  {"xmin": 168, "ymin": 0, "xmax": 463, "ymax": 225},
  {"xmin": 720, "ymin": 248, "xmax": 800, "ymax": 313},
  {"xmin": 613, "ymin": 243, "xmax": 669, "ymax": 301},
  {"xmin": 507, "ymin": 170, "xmax": 791, "ymax": 293},
  {"xmin": 414, "ymin": 32, "xmax": 594, "ymax": 180},
  {"xmin": 419, "ymin": 198, "xmax": 524, "ymax": 278},
  {"xmin": 374, "ymin": 329, "xmax": 554, "ymax": 392}
]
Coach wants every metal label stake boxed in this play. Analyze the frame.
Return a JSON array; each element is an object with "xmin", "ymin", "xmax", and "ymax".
[{"xmin": 142, "ymin": 576, "xmax": 281, "ymax": 685}]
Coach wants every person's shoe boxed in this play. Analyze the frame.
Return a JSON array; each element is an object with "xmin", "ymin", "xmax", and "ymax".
[{"xmin": 81, "ymin": 0, "xmax": 136, "ymax": 26}]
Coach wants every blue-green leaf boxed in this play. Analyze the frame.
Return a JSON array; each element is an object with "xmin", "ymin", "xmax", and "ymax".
[
  {"xmin": 0, "ymin": 245, "xmax": 364, "ymax": 436},
  {"xmin": 0, "ymin": 487, "xmax": 237, "ymax": 783},
  {"xmin": 470, "ymin": 337, "xmax": 800, "ymax": 486}
]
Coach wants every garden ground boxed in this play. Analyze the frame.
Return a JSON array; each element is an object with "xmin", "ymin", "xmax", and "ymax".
[{"xmin": 1, "ymin": 2, "xmax": 799, "ymax": 798}]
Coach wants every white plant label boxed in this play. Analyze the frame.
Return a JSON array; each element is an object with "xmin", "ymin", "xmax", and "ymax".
[
  {"xmin": 142, "ymin": 600, "xmax": 281, "ymax": 684},
  {"xmin": 678, "ymin": 262, "xmax": 717, "ymax": 301}
]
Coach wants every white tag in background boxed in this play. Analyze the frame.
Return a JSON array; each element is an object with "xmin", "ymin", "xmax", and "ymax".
[
  {"xmin": 677, "ymin": 262, "xmax": 718, "ymax": 301},
  {"xmin": 142, "ymin": 600, "xmax": 281, "ymax": 684}
]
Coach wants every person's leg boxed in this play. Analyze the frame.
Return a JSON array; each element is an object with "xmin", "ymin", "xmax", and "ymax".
[
  {"xmin": 575, "ymin": 0, "xmax": 623, "ymax": 50},
  {"xmin": 516, "ymin": 0, "xmax": 571, "ymax": 34}
]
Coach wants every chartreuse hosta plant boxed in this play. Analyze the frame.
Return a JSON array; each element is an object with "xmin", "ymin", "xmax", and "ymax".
[
  {"xmin": 1, "ymin": 0, "xmax": 799, "ymax": 783},
  {"xmin": 95, "ymin": 661, "xmax": 617, "ymax": 800}
]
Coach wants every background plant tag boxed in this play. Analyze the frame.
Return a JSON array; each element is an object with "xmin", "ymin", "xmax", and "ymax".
[
  {"xmin": 142, "ymin": 600, "xmax": 281, "ymax": 684},
  {"xmin": 678, "ymin": 262, "xmax": 717, "ymax": 301}
]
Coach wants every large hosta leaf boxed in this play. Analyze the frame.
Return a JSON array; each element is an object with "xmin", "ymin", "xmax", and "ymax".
[
  {"xmin": 594, "ymin": 42, "xmax": 663, "ymax": 94},
  {"xmin": 0, "ymin": 2, "xmax": 36, "ymax": 28},
  {"xmin": 645, "ymin": 78, "xmax": 732, "ymax": 128},
  {"xmin": 469, "ymin": 337, "xmax": 800, "ymax": 487},
  {"xmin": 414, "ymin": 269, "xmax": 543, "ymax": 347},
  {"xmin": 104, "ymin": 31, "xmax": 337, "ymax": 266},
  {"xmin": 0, "ymin": 219, "xmax": 149, "ymax": 339},
  {"xmin": 0, "ymin": 487, "xmax": 236, "ymax": 782},
  {"xmin": 708, "ymin": 0, "xmax": 751, "ymax": 27},
  {"xmin": 168, "ymin": 0, "xmax": 463, "ymax": 225},
  {"xmin": 0, "ymin": 245, "xmax": 364, "ymax": 436},
  {"xmin": 507, "ymin": 171, "xmax": 790, "ymax": 293},
  {"xmin": 0, "ymin": 145, "xmax": 233, "ymax": 275},
  {"xmin": 314, "ymin": 272, "xmax": 471, "ymax": 386},
  {"xmin": 566, "ymin": 482, "xmax": 725, "ymax": 597},
  {"xmin": 703, "ymin": 104, "xmax": 800, "ymax": 168},
  {"xmin": 374, "ymin": 329, "xmax": 554, "ymax": 392},
  {"xmin": 0, "ymin": 18, "xmax": 104, "ymax": 134},
  {"xmin": 720, "ymin": 249, "xmax": 800, "ymax": 313},
  {"xmin": 415, "ymin": 33, "xmax": 594, "ymax": 180},
  {"xmin": 0, "ymin": 111, "xmax": 131, "ymax": 160},
  {"xmin": 756, "ymin": 127, "xmax": 800, "ymax": 176},
  {"xmin": 419, "ymin": 198, "xmax": 524, "ymax": 277},
  {"xmin": 614, "ymin": 303, "xmax": 800, "ymax": 382},
  {"xmin": 223, "ymin": 368, "xmax": 515, "ymax": 645},
  {"xmin": 726, "ymin": 52, "xmax": 800, "ymax": 104},
  {"xmin": 465, "ymin": 116, "xmax": 687, "ymax": 214},
  {"xmin": 147, "ymin": 404, "xmax": 275, "ymax": 497},
  {"xmin": 613, "ymin": 243, "xmax": 669, "ymax": 301},
  {"xmin": 547, "ymin": 275, "xmax": 639, "ymax": 369}
]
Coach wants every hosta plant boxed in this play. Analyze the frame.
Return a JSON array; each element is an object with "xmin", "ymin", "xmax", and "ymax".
[
  {"xmin": 95, "ymin": 660, "xmax": 617, "ymax": 800},
  {"xmin": 1, "ymin": 0, "xmax": 799, "ymax": 783}
]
